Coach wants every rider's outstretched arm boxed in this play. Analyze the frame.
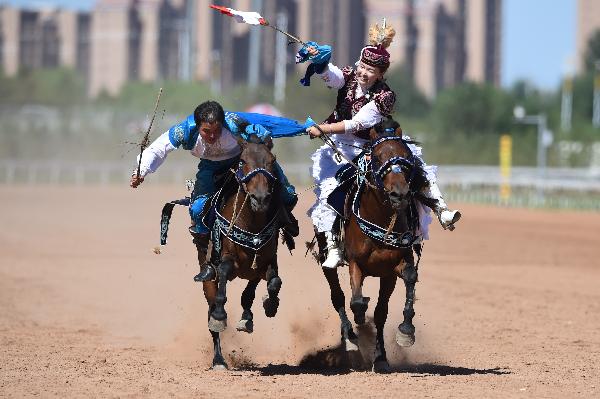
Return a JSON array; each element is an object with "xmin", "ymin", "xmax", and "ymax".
[{"xmin": 130, "ymin": 115, "xmax": 194, "ymax": 187}]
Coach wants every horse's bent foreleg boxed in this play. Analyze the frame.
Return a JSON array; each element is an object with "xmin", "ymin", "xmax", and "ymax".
[
  {"xmin": 208, "ymin": 259, "xmax": 233, "ymax": 332},
  {"xmin": 237, "ymin": 279, "xmax": 260, "ymax": 333},
  {"xmin": 396, "ymin": 263, "xmax": 417, "ymax": 347},
  {"xmin": 372, "ymin": 277, "xmax": 397, "ymax": 373},
  {"xmin": 322, "ymin": 267, "xmax": 358, "ymax": 351},
  {"xmin": 349, "ymin": 261, "xmax": 369, "ymax": 325},
  {"xmin": 263, "ymin": 260, "xmax": 281, "ymax": 318}
]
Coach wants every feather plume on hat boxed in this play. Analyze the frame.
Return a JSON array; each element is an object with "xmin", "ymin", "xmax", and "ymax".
[{"xmin": 368, "ymin": 21, "xmax": 396, "ymax": 49}]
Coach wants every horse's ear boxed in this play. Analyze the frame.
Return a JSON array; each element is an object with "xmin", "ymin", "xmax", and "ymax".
[
  {"xmin": 264, "ymin": 136, "xmax": 273, "ymax": 150},
  {"xmin": 395, "ymin": 126, "xmax": 403, "ymax": 137},
  {"xmin": 369, "ymin": 127, "xmax": 379, "ymax": 141}
]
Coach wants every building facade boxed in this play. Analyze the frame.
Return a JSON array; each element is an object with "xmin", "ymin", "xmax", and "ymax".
[
  {"xmin": 576, "ymin": 0, "xmax": 600, "ymax": 72},
  {"xmin": 0, "ymin": 5, "xmax": 90, "ymax": 77},
  {"xmin": 1, "ymin": 0, "xmax": 502, "ymax": 99}
]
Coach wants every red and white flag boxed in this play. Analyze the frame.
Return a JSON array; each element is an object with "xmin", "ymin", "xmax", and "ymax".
[{"xmin": 209, "ymin": 5, "xmax": 267, "ymax": 26}]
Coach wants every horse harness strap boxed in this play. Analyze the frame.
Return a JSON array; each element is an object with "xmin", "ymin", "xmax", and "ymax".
[
  {"xmin": 160, "ymin": 197, "xmax": 191, "ymax": 245},
  {"xmin": 211, "ymin": 166, "xmax": 281, "ymax": 258},
  {"xmin": 236, "ymin": 166, "xmax": 278, "ymax": 184},
  {"xmin": 212, "ymin": 205, "xmax": 280, "ymax": 255},
  {"xmin": 351, "ymin": 181, "xmax": 420, "ymax": 249},
  {"xmin": 370, "ymin": 136, "xmax": 418, "ymax": 191}
]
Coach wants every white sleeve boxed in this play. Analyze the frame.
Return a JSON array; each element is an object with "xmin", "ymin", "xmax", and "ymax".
[
  {"xmin": 135, "ymin": 131, "xmax": 177, "ymax": 177},
  {"xmin": 343, "ymin": 101, "xmax": 384, "ymax": 134},
  {"xmin": 318, "ymin": 63, "xmax": 345, "ymax": 89}
]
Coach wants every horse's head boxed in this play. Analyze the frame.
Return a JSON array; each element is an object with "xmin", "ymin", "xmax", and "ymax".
[
  {"xmin": 369, "ymin": 118, "xmax": 420, "ymax": 210},
  {"xmin": 236, "ymin": 135, "xmax": 277, "ymax": 213}
]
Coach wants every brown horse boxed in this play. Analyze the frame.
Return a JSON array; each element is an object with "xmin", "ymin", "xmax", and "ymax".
[
  {"xmin": 202, "ymin": 135, "xmax": 284, "ymax": 370},
  {"xmin": 327, "ymin": 118, "xmax": 438, "ymax": 372}
]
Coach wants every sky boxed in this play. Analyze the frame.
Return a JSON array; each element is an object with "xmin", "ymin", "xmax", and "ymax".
[{"xmin": 2, "ymin": 0, "xmax": 578, "ymax": 91}]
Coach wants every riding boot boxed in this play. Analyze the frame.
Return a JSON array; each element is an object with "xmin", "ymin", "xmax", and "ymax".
[
  {"xmin": 321, "ymin": 231, "xmax": 343, "ymax": 268},
  {"xmin": 428, "ymin": 181, "xmax": 461, "ymax": 231},
  {"xmin": 190, "ymin": 228, "xmax": 216, "ymax": 282}
]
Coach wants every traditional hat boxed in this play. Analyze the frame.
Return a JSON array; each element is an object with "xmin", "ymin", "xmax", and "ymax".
[{"xmin": 359, "ymin": 20, "xmax": 396, "ymax": 71}]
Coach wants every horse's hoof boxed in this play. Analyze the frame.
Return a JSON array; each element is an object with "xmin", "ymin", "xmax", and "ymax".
[
  {"xmin": 396, "ymin": 329, "xmax": 415, "ymax": 347},
  {"xmin": 262, "ymin": 295, "xmax": 279, "ymax": 318},
  {"xmin": 344, "ymin": 337, "xmax": 359, "ymax": 352},
  {"xmin": 372, "ymin": 359, "xmax": 391, "ymax": 374},
  {"xmin": 236, "ymin": 319, "xmax": 254, "ymax": 334},
  {"xmin": 211, "ymin": 362, "xmax": 229, "ymax": 371},
  {"xmin": 350, "ymin": 299, "xmax": 369, "ymax": 325},
  {"xmin": 208, "ymin": 315, "xmax": 227, "ymax": 333}
]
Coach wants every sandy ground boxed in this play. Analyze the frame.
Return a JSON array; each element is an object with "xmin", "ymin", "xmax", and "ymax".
[{"xmin": 1, "ymin": 185, "xmax": 599, "ymax": 398}]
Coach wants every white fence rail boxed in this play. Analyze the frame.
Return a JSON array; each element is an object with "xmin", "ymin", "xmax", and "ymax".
[{"xmin": 1, "ymin": 160, "xmax": 600, "ymax": 190}]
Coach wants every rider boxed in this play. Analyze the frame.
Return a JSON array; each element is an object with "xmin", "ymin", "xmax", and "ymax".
[
  {"xmin": 297, "ymin": 22, "xmax": 461, "ymax": 268},
  {"xmin": 130, "ymin": 100, "xmax": 301, "ymax": 281}
]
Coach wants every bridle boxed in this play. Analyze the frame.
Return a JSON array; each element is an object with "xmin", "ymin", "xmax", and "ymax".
[
  {"xmin": 235, "ymin": 161, "xmax": 278, "ymax": 186},
  {"xmin": 369, "ymin": 134, "xmax": 417, "ymax": 195}
]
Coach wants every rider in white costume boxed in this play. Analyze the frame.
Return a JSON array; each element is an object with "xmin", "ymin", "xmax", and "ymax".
[{"xmin": 298, "ymin": 23, "xmax": 461, "ymax": 268}]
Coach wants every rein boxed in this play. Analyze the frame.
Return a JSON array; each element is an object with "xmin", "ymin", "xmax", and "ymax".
[
  {"xmin": 315, "ymin": 125, "xmax": 376, "ymax": 189},
  {"xmin": 211, "ymin": 161, "xmax": 280, "ymax": 269},
  {"xmin": 350, "ymin": 134, "xmax": 421, "ymax": 249}
]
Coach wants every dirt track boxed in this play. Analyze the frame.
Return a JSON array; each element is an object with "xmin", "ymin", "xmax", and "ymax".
[{"xmin": 1, "ymin": 185, "xmax": 599, "ymax": 398}]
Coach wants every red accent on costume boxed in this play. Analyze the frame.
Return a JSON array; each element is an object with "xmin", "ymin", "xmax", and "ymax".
[{"xmin": 360, "ymin": 45, "xmax": 391, "ymax": 70}]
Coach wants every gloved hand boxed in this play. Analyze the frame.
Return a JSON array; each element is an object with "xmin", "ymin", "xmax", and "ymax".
[
  {"xmin": 295, "ymin": 41, "xmax": 332, "ymax": 65},
  {"xmin": 296, "ymin": 41, "xmax": 332, "ymax": 86}
]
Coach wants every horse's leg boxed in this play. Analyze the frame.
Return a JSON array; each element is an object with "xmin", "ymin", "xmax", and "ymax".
[
  {"xmin": 372, "ymin": 277, "xmax": 397, "ymax": 373},
  {"xmin": 237, "ymin": 279, "xmax": 259, "ymax": 333},
  {"xmin": 263, "ymin": 260, "xmax": 282, "ymax": 318},
  {"xmin": 395, "ymin": 263, "xmax": 418, "ymax": 347},
  {"xmin": 348, "ymin": 261, "xmax": 370, "ymax": 325},
  {"xmin": 202, "ymin": 280, "xmax": 228, "ymax": 370},
  {"xmin": 322, "ymin": 267, "xmax": 359, "ymax": 351},
  {"xmin": 208, "ymin": 259, "xmax": 233, "ymax": 333}
]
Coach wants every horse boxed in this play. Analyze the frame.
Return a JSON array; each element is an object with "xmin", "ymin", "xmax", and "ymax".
[
  {"xmin": 324, "ymin": 118, "xmax": 438, "ymax": 372},
  {"xmin": 202, "ymin": 135, "xmax": 284, "ymax": 370}
]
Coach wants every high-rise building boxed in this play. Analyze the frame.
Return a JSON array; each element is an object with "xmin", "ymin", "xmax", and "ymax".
[
  {"xmin": 576, "ymin": 0, "xmax": 600, "ymax": 72},
  {"xmin": 0, "ymin": 5, "xmax": 90, "ymax": 77},
  {"xmin": 2, "ymin": 0, "xmax": 502, "ymax": 99},
  {"xmin": 465, "ymin": 0, "xmax": 502, "ymax": 86}
]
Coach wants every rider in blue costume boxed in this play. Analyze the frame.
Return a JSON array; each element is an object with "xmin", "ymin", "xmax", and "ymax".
[{"xmin": 131, "ymin": 101, "xmax": 312, "ymax": 281}]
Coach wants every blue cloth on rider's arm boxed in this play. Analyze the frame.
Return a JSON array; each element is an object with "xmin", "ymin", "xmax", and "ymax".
[
  {"xmin": 243, "ymin": 124, "xmax": 271, "ymax": 141},
  {"xmin": 224, "ymin": 111, "xmax": 249, "ymax": 136},
  {"xmin": 168, "ymin": 114, "xmax": 198, "ymax": 150},
  {"xmin": 295, "ymin": 41, "xmax": 332, "ymax": 87},
  {"xmin": 168, "ymin": 111, "xmax": 313, "ymax": 150},
  {"xmin": 232, "ymin": 112, "xmax": 315, "ymax": 138}
]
